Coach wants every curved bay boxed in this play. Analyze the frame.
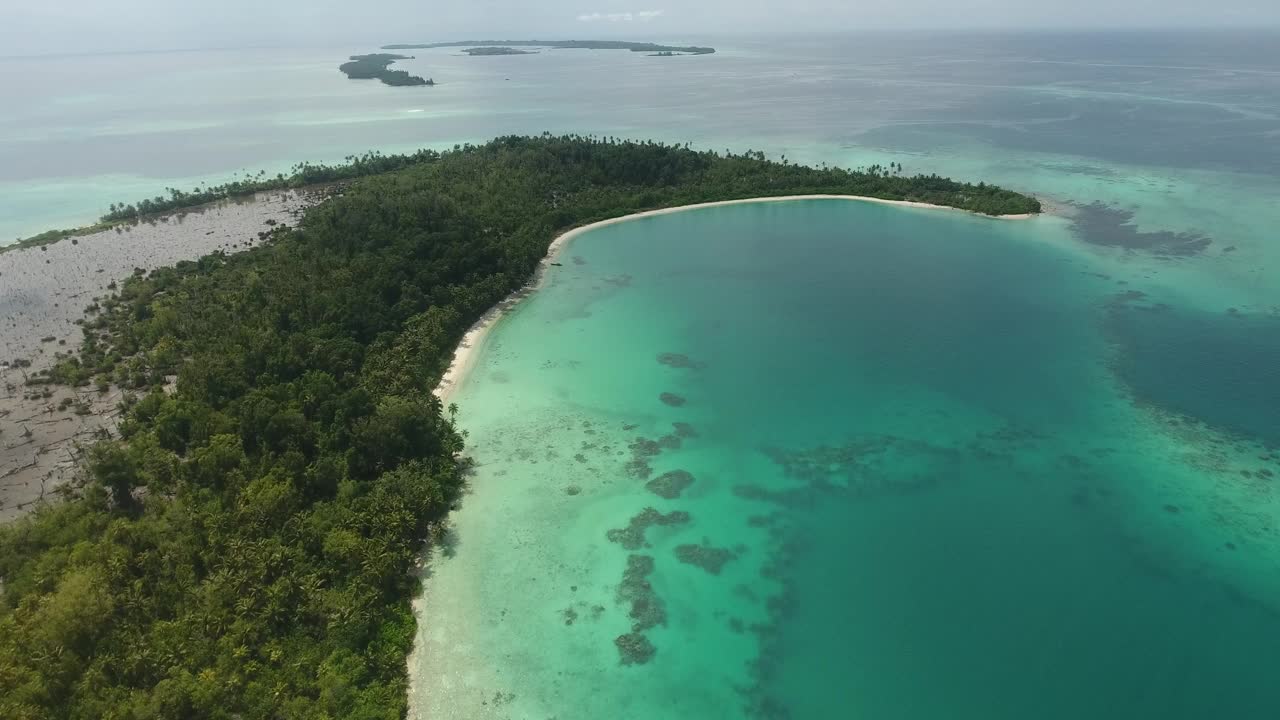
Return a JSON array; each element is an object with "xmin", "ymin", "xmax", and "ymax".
[{"xmin": 409, "ymin": 199, "xmax": 1280, "ymax": 719}]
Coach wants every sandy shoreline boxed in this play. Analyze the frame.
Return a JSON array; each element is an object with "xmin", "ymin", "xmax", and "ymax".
[{"xmin": 433, "ymin": 194, "xmax": 1037, "ymax": 402}]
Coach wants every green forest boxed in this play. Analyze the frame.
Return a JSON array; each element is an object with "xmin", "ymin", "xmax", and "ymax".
[
  {"xmin": 98, "ymin": 151, "xmax": 443, "ymax": 225},
  {"xmin": 0, "ymin": 135, "xmax": 1038, "ymax": 719},
  {"xmin": 338, "ymin": 54, "xmax": 433, "ymax": 87}
]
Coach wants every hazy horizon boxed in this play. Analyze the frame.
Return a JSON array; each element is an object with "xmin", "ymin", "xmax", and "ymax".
[{"xmin": 5, "ymin": 1, "xmax": 1280, "ymax": 56}]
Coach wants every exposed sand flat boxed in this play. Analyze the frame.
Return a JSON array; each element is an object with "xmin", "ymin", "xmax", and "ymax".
[
  {"xmin": 434, "ymin": 194, "xmax": 1037, "ymax": 402},
  {"xmin": 0, "ymin": 189, "xmax": 323, "ymax": 522}
]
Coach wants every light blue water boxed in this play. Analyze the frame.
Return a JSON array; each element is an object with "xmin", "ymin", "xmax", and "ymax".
[{"xmin": 409, "ymin": 201, "xmax": 1280, "ymax": 719}]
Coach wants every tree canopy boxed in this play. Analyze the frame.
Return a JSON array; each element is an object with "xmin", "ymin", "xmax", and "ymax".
[{"xmin": 338, "ymin": 55, "xmax": 433, "ymax": 87}]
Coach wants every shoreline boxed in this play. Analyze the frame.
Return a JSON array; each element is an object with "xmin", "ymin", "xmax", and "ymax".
[
  {"xmin": 433, "ymin": 194, "xmax": 1038, "ymax": 402},
  {"xmin": 2, "ymin": 183, "xmax": 344, "ymax": 255}
]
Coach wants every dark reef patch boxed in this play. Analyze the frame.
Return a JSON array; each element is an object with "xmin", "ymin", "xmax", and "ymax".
[
  {"xmin": 625, "ymin": 436, "xmax": 666, "ymax": 479},
  {"xmin": 630, "ymin": 437, "xmax": 662, "ymax": 457},
  {"xmin": 614, "ymin": 632, "xmax": 656, "ymax": 665},
  {"xmin": 606, "ymin": 508, "xmax": 691, "ymax": 550},
  {"xmin": 1069, "ymin": 202, "xmax": 1211, "ymax": 256},
  {"xmin": 660, "ymin": 392, "xmax": 687, "ymax": 407},
  {"xmin": 657, "ymin": 352, "xmax": 707, "ymax": 370},
  {"xmin": 645, "ymin": 470, "xmax": 696, "ymax": 499},
  {"xmin": 675, "ymin": 542, "xmax": 736, "ymax": 575},
  {"xmin": 625, "ymin": 458, "xmax": 653, "ymax": 479},
  {"xmin": 750, "ymin": 435, "xmax": 956, "ymax": 505},
  {"xmin": 672, "ymin": 422, "xmax": 699, "ymax": 438},
  {"xmin": 614, "ymin": 554, "xmax": 664, "ymax": 665}
]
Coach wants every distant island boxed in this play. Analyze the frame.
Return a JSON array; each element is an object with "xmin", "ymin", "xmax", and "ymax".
[
  {"xmin": 384, "ymin": 40, "xmax": 716, "ymax": 55},
  {"xmin": 338, "ymin": 53, "xmax": 434, "ymax": 87},
  {"xmin": 462, "ymin": 46, "xmax": 537, "ymax": 56}
]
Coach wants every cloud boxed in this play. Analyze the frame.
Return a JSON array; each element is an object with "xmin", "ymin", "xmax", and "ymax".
[{"xmin": 577, "ymin": 9, "xmax": 664, "ymax": 23}]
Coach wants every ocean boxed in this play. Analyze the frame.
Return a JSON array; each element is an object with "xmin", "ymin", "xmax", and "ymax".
[{"xmin": 4, "ymin": 31, "xmax": 1279, "ymax": 719}]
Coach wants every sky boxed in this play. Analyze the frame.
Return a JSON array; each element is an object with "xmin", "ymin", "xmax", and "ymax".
[{"xmin": 4, "ymin": 0, "xmax": 1279, "ymax": 55}]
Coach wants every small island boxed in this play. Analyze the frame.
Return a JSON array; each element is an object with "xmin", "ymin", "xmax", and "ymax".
[
  {"xmin": 462, "ymin": 46, "xmax": 537, "ymax": 56},
  {"xmin": 384, "ymin": 39, "xmax": 716, "ymax": 55},
  {"xmin": 338, "ymin": 53, "xmax": 434, "ymax": 87}
]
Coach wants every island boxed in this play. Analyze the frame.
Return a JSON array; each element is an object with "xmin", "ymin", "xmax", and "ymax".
[
  {"xmin": 384, "ymin": 39, "xmax": 716, "ymax": 55},
  {"xmin": 338, "ymin": 53, "xmax": 434, "ymax": 86},
  {"xmin": 462, "ymin": 46, "xmax": 537, "ymax": 56},
  {"xmin": 0, "ymin": 135, "xmax": 1036, "ymax": 718}
]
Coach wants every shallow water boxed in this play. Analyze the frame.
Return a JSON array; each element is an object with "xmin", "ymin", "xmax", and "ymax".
[{"xmin": 409, "ymin": 200, "xmax": 1280, "ymax": 719}]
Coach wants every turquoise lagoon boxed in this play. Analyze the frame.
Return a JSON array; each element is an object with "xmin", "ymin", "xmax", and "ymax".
[{"xmin": 409, "ymin": 199, "xmax": 1280, "ymax": 719}]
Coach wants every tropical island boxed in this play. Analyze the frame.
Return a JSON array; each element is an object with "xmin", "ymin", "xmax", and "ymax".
[
  {"xmin": 462, "ymin": 46, "xmax": 537, "ymax": 56},
  {"xmin": 384, "ymin": 39, "xmax": 717, "ymax": 55},
  {"xmin": 0, "ymin": 135, "xmax": 1036, "ymax": 717},
  {"xmin": 338, "ymin": 53, "xmax": 434, "ymax": 86}
]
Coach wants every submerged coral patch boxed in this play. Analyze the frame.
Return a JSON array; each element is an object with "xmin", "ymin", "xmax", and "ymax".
[
  {"xmin": 614, "ymin": 631, "xmax": 656, "ymax": 665},
  {"xmin": 619, "ymin": 554, "xmax": 664, "ymax": 630},
  {"xmin": 625, "ymin": 436, "xmax": 667, "ymax": 479},
  {"xmin": 672, "ymin": 422, "xmax": 699, "ymax": 438},
  {"xmin": 645, "ymin": 469, "xmax": 696, "ymax": 499},
  {"xmin": 675, "ymin": 542, "xmax": 736, "ymax": 575},
  {"xmin": 660, "ymin": 392, "xmax": 687, "ymax": 407},
  {"xmin": 657, "ymin": 433, "xmax": 683, "ymax": 450},
  {"xmin": 1069, "ymin": 202, "xmax": 1211, "ymax": 256},
  {"xmin": 614, "ymin": 554, "xmax": 665, "ymax": 665},
  {"xmin": 606, "ymin": 508, "xmax": 691, "ymax": 550},
  {"xmin": 657, "ymin": 352, "xmax": 706, "ymax": 369}
]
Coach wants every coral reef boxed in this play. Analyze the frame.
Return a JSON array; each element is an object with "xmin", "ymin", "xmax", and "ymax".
[
  {"xmin": 606, "ymin": 508, "xmax": 691, "ymax": 550},
  {"xmin": 645, "ymin": 469, "xmax": 696, "ymax": 499},
  {"xmin": 613, "ymin": 554, "xmax": 666, "ymax": 665},
  {"xmin": 675, "ymin": 542, "xmax": 736, "ymax": 575},
  {"xmin": 614, "ymin": 632, "xmax": 657, "ymax": 665},
  {"xmin": 672, "ymin": 421, "xmax": 699, "ymax": 438},
  {"xmin": 657, "ymin": 352, "xmax": 706, "ymax": 370}
]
